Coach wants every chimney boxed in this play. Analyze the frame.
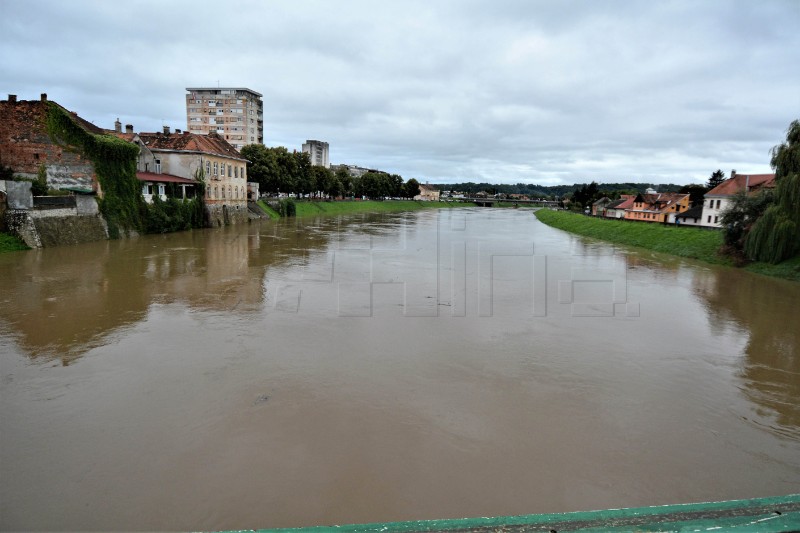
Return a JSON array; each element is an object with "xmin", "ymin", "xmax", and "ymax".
[
  {"xmin": 731, "ymin": 169, "xmax": 736, "ymax": 179},
  {"xmin": 183, "ymin": 130, "xmax": 189, "ymax": 135},
  {"xmin": 125, "ymin": 124, "xmax": 134, "ymax": 133},
  {"xmin": 175, "ymin": 128, "xmax": 181, "ymax": 133},
  {"xmin": 40, "ymin": 93, "xmax": 47, "ymax": 102},
  {"xmin": 163, "ymin": 125, "xmax": 170, "ymax": 134},
  {"xmin": 114, "ymin": 118, "xmax": 122, "ymax": 133},
  {"xmin": 745, "ymin": 175, "xmax": 750, "ymax": 192},
  {"xmin": 8, "ymin": 94, "xmax": 16, "ymax": 103}
]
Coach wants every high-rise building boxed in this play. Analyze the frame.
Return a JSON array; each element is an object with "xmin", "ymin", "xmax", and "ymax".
[
  {"xmin": 186, "ymin": 87, "xmax": 263, "ymax": 150},
  {"xmin": 302, "ymin": 140, "xmax": 330, "ymax": 168}
]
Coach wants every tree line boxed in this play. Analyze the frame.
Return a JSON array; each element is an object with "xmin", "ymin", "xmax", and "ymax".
[{"xmin": 240, "ymin": 145, "xmax": 420, "ymax": 200}]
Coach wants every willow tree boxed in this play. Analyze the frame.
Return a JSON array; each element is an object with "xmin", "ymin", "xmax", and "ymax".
[{"xmin": 744, "ymin": 120, "xmax": 800, "ymax": 264}]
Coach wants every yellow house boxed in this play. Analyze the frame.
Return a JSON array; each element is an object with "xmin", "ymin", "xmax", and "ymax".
[{"xmin": 624, "ymin": 191, "xmax": 690, "ymax": 223}]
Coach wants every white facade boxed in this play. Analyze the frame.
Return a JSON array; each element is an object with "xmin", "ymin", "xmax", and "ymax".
[
  {"xmin": 700, "ymin": 196, "xmax": 727, "ymax": 227},
  {"xmin": 302, "ymin": 140, "xmax": 330, "ymax": 168},
  {"xmin": 186, "ymin": 88, "xmax": 263, "ymax": 150}
]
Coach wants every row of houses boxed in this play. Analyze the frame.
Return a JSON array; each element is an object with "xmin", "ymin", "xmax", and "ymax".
[
  {"xmin": 0, "ymin": 94, "xmax": 256, "ymax": 226},
  {"xmin": 591, "ymin": 172, "xmax": 775, "ymax": 228}
]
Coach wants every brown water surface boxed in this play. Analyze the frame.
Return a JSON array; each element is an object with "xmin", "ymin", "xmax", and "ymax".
[{"xmin": 1, "ymin": 208, "xmax": 798, "ymax": 531}]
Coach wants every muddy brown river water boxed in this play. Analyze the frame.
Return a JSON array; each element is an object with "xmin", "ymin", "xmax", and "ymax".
[{"xmin": 1, "ymin": 208, "xmax": 798, "ymax": 531}]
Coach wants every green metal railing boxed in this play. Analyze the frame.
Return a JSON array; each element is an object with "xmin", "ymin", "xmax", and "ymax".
[{"xmin": 215, "ymin": 494, "xmax": 800, "ymax": 533}]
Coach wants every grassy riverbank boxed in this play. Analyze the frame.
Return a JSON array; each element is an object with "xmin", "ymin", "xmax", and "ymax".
[
  {"xmin": 534, "ymin": 209, "xmax": 800, "ymax": 281},
  {"xmin": 259, "ymin": 199, "xmax": 474, "ymax": 219},
  {"xmin": 0, "ymin": 232, "xmax": 29, "ymax": 253}
]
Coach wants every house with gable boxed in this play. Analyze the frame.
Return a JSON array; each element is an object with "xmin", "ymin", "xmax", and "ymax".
[
  {"xmin": 114, "ymin": 124, "xmax": 249, "ymax": 226},
  {"xmin": 699, "ymin": 171, "xmax": 775, "ymax": 228},
  {"xmin": 591, "ymin": 197, "xmax": 612, "ymax": 216},
  {"xmin": 624, "ymin": 189, "xmax": 690, "ymax": 223},
  {"xmin": 603, "ymin": 195, "xmax": 635, "ymax": 219}
]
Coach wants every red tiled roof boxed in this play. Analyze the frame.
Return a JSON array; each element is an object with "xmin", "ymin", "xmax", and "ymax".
[
  {"xmin": 137, "ymin": 131, "xmax": 246, "ymax": 160},
  {"xmin": 706, "ymin": 174, "xmax": 775, "ymax": 196},
  {"xmin": 136, "ymin": 172, "xmax": 197, "ymax": 184}
]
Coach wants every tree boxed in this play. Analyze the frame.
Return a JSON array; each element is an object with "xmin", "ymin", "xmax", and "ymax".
[
  {"xmin": 743, "ymin": 119, "xmax": 800, "ymax": 263},
  {"xmin": 679, "ymin": 184, "xmax": 709, "ymax": 207},
  {"xmin": 335, "ymin": 167, "xmax": 353, "ymax": 196},
  {"xmin": 720, "ymin": 189, "xmax": 774, "ymax": 252},
  {"xmin": 706, "ymin": 169, "xmax": 726, "ymax": 190},
  {"xmin": 404, "ymin": 178, "xmax": 421, "ymax": 199}
]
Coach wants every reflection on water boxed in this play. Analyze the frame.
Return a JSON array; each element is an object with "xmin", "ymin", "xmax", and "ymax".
[
  {"xmin": 693, "ymin": 268, "xmax": 800, "ymax": 438},
  {"xmin": 0, "ymin": 208, "xmax": 798, "ymax": 531}
]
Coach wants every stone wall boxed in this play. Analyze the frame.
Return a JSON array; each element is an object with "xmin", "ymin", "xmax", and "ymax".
[
  {"xmin": 7, "ymin": 207, "xmax": 108, "ymax": 248},
  {"xmin": 206, "ymin": 203, "xmax": 248, "ymax": 227}
]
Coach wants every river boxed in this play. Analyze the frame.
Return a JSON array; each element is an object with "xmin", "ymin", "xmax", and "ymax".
[{"xmin": 1, "ymin": 208, "xmax": 798, "ymax": 531}]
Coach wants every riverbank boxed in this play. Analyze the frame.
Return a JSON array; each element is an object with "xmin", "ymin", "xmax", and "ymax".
[
  {"xmin": 534, "ymin": 209, "xmax": 800, "ymax": 281},
  {"xmin": 259, "ymin": 199, "xmax": 474, "ymax": 219}
]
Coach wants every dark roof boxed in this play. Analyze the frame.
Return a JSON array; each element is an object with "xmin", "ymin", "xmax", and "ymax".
[
  {"xmin": 137, "ymin": 172, "xmax": 197, "ymax": 184},
  {"xmin": 137, "ymin": 131, "xmax": 245, "ymax": 161},
  {"xmin": 675, "ymin": 205, "xmax": 704, "ymax": 219},
  {"xmin": 606, "ymin": 199, "xmax": 626, "ymax": 209}
]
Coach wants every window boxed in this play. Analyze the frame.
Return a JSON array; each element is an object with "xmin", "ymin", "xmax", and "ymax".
[
  {"xmin": 228, "ymin": 164, "xmax": 232, "ymax": 177},
  {"xmin": 714, "ymin": 215, "xmax": 719, "ymax": 223},
  {"xmin": 708, "ymin": 215, "xmax": 712, "ymax": 223},
  {"xmin": 158, "ymin": 184, "xmax": 165, "ymax": 197},
  {"xmin": 716, "ymin": 200, "xmax": 721, "ymax": 209},
  {"xmin": 155, "ymin": 158, "xmax": 161, "ymax": 173},
  {"xmin": 206, "ymin": 161, "xmax": 211, "ymax": 175},
  {"xmin": 213, "ymin": 162, "xmax": 218, "ymax": 176},
  {"xmin": 234, "ymin": 166, "xmax": 238, "ymax": 179},
  {"xmin": 240, "ymin": 167, "xmax": 244, "ymax": 178},
  {"xmin": 222, "ymin": 186, "xmax": 225, "ymax": 199}
]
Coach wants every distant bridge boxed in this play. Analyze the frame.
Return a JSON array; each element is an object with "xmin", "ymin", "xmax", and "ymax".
[{"xmin": 449, "ymin": 197, "xmax": 560, "ymax": 208}]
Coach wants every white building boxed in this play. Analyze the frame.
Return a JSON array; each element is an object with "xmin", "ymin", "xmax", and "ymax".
[
  {"xmin": 700, "ymin": 172, "xmax": 775, "ymax": 228},
  {"xmin": 302, "ymin": 140, "xmax": 330, "ymax": 168}
]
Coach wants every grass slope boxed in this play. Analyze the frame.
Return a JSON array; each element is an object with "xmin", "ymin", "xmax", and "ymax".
[
  {"xmin": 255, "ymin": 200, "xmax": 281, "ymax": 219},
  {"xmin": 534, "ymin": 209, "xmax": 800, "ymax": 281},
  {"xmin": 292, "ymin": 200, "xmax": 472, "ymax": 218},
  {"xmin": 0, "ymin": 232, "xmax": 29, "ymax": 253}
]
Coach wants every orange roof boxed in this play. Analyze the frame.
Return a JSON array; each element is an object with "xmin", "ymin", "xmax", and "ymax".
[
  {"xmin": 137, "ymin": 131, "xmax": 246, "ymax": 161},
  {"xmin": 706, "ymin": 173, "xmax": 775, "ymax": 196}
]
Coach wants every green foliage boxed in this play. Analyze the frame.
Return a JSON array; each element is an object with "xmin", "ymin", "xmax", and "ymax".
[
  {"xmin": 679, "ymin": 184, "xmax": 709, "ymax": 207},
  {"xmin": 0, "ymin": 232, "xmax": 30, "ymax": 253},
  {"xmin": 404, "ymin": 178, "xmax": 421, "ymax": 199},
  {"xmin": 45, "ymin": 102, "xmax": 143, "ymax": 237},
  {"xmin": 742, "ymin": 120, "xmax": 800, "ymax": 264},
  {"xmin": 31, "ymin": 164, "xmax": 48, "ymax": 196},
  {"xmin": 706, "ymin": 169, "xmax": 726, "ymax": 190},
  {"xmin": 45, "ymin": 102, "xmax": 207, "ymax": 236},
  {"xmin": 720, "ymin": 190, "xmax": 774, "ymax": 249},
  {"xmin": 278, "ymin": 198, "xmax": 296, "ymax": 217},
  {"xmin": 143, "ymin": 196, "xmax": 205, "ymax": 233}
]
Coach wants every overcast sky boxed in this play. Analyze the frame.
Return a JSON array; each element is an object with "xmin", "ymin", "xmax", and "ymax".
[{"xmin": 2, "ymin": 1, "xmax": 798, "ymax": 185}]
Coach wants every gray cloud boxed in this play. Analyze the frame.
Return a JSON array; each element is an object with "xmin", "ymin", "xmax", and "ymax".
[{"xmin": 2, "ymin": 0, "xmax": 798, "ymax": 185}]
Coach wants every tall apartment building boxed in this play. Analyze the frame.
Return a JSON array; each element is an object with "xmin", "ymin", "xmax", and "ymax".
[
  {"xmin": 186, "ymin": 87, "xmax": 263, "ymax": 150},
  {"xmin": 302, "ymin": 140, "xmax": 330, "ymax": 168}
]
